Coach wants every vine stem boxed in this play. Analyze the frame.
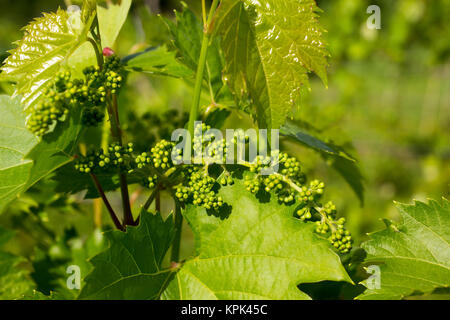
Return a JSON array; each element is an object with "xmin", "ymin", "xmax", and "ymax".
[
  {"xmin": 93, "ymin": 106, "xmax": 111, "ymax": 228},
  {"xmin": 90, "ymin": 173, "xmax": 124, "ymax": 231},
  {"xmin": 201, "ymin": 0, "xmax": 207, "ymax": 26},
  {"xmin": 187, "ymin": 0, "xmax": 221, "ymax": 139},
  {"xmin": 87, "ymin": 37, "xmax": 103, "ymax": 68},
  {"xmin": 155, "ymin": 190, "xmax": 161, "ymax": 212},
  {"xmin": 109, "ymin": 94, "xmax": 135, "ymax": 227},
  {"xmin": 171, "ymin": 200, "xmax": 183, "ymax": 262},
  {"xmin": 143, "ymin": 187, "xmax": 159, "ymax": 211},
  {"xmin": 89, "ymin": 20, "xmax": 134, "ymax": 229}
]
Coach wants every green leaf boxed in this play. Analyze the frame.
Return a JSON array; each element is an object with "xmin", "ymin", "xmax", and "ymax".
[
  {"xmin": 97, "ymin": 0, "xmax": 132, "ymax": 49},
  {"xmin": 0, "ymin": 226, "xmax": 14, "ymax": 247},
  {"xmin": 281, "ymin": 121, "xmax": 364, "ymax": 204},
  {"xmin": 163, "ymin": 181, "xmax": 351, "ymax": 300},
  {"xmin": 79, "ymin": 211, "xmax": 175, "ymax": 299},
  {"xmin": 70, "ymin": 229, "xmax": 108, "ymax": 284},
  {"xmin": 281, "ymin": 121, "xmax": 353, "ymax": 160},
  {"xmin": 216, "ymin": 0, "xmax": 329, "ymax": 129},
  {"xmin": 52, "ymin": 163, "xmax": 148, "ymax": 199},
  {"xmin": 0, "ymin": 95, "xmax": 38, "ymax": 213},
  {"xmin": 124, "ymin": 46, "xmax": 194, "ymax": 78},
  {"xmin": 47, "ymin": 229, "xmax": 108, "ymax": 299},
  {"xmin": 66, "ymin": 42, "xmax": 97, "ymax": 79},
  {"xmin": 0, "ymin": 253, "xmax": 35, "ymax": 299},
  {"xmin": 0, "ymin": 8, "xmax": 94, "ymax": 109},
  {"xmin": 24, "ymin": 107, "xmax": 84, "ymax": 190},
  {"xmin": 137, "ymin": 4, "xmax": 170, "ymax": 46},
  {"xmin": 0, "ymin": 227, "xmax": 35, "ymax": 299},
  {"xmin": 21, "ymin": 290, "xmax": 66, "ymax": 300},
  {"xmin": 163, "ymin": 6, "xmax": 226, "ymax": 101},
  {"xmin": 330, "ymin": 156, "xmax": 364, "ymax": 205},
  {"xmin": 52, "ymin": 163, "xmax": 119, "ymax": 199},
  {"xmin": 358, "ymin": 198, "xmax": 450, "ymax": 300}
]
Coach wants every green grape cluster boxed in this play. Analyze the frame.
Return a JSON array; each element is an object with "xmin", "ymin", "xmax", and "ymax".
[
  {"xmin": 279, "ymin": 153, "xmax": 304, "ymax": 180},
  {"xmin": 82, "ymin": 107, "xmax": 104, "ymax": 126},
  {"xmin": 218, "ymin": 173, "xmax": 234, "ymax": 186},
  {"xmin": 329, "ymin": 219, "xmax": 353, "ymax": 254},
  {"xmin": 245, "ymin": 153, "xmax": 306, "ymax": 205},
  {"xmin": 147, "ymin": 174, "xmax": 158, "ymax": 189},
  {"xmin": 244, "ymin": 178, "xmax": 260, "ymax": 193},
  {"xmin": 75, "ymin": 142, "xmax": 134, "ymax": 174},
  {"xmin": 192, "ymin": 123, "xmax": 228, "ymax": 164},
  {"xmin": 150, "ymin": 140, "xmax": 176, "ymax": 170},
  {"xmin": 136, "ymin": 140, "xmax": 176, "ymax": 171},
  {"xmin": 295, "ymin": 200, "xmax": 352, "ymax": 253},
  {"xmin": 296, "ymin": 206, "xmax": 312, "ymax": 221},
  {"xmin": 241, "ymin": 151, "xmax": 352, "ymax": 253},
  {"xmin": 297, "ymin": 180, "xmax": 324, "ymax": 204},
  {"xmin": 110, "ymin": 130, "xmax": 353, "ymax": 254},
  {"xmin": 175, "ymin": 169, "xmax": 223, "ymax": 210},
  {"xmin": 27, "ymin": 71, "xmax": 74, "ymax": 136},
  {"xmin": 135, "ymin": 140, "xmax": 181, "ymax": 189},
  {"xmin": 27, "ymin": 55, "xmax": 124, "ymax": 136},
  {"xmin": 135, "ymin": 152, "xmax": 152, "ymax": 169},
  {"xmin": 193, "ymin": 123, "xmax": 210, "ymax": 160},
  {"xmin": 95, "ymin": 55, "xmax": 123, "ymax": 94},
  {"xmin": 196, "ymin": 124, "xmax": 255, "ymax": 165}
]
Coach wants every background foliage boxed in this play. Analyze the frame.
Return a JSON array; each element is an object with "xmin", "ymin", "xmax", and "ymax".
[{"xmin": 0, "ymin": 0, "xmax": 448, "ymax": 300}]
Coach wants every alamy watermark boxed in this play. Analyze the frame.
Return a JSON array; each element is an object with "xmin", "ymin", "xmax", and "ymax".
[
  {"xmin": 367, "ymin": 5, "xmax": 381, "ymax": 30},
  {"xmin": 170, "ymin": 121, "xmax": 280, "ymax": 175},
  {"xmin": 366, "ymin": 265, "xmax": 381, "ymax": 290},
  {"xmin": 66, "ymin": 265, "xmax": 81, "ymax": 290}
]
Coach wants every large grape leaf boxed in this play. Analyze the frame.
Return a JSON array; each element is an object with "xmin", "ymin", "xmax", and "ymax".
[
  {"xmin": 78, "ymin": 211, "xmax": 175, "ymax": 299},
  {"xmin": 216, "ymin": 0, "xmax": 329, "ymax": 129},
  {"xmin": 0, "ymin": 227, "xmax": 35, "ymax": 299},
  {"xmin": 0, "ymin": 95, "xmax": 38, "ymax": 213},
  {"xmin": 0, "ymin": 7, "xmax": 94, "ymax": 110},
  {"xmin": 162, "ymin": 181, "xmax": 351, "ymax": 300},
  {"xmin": 358, "ymin": 199, "xmax": 450, "ymax": 300}
]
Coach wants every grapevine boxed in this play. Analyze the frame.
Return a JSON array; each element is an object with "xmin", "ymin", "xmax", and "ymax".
[
  {"xmin": 74, "ymin": 122, "xmax": 353, "ymax": 253},
  {"xmin": 26, "ymin": 55, "xmax": 123, "ymax": 136}
]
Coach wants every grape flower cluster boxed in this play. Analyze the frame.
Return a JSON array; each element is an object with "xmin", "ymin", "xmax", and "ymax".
[
  {"xmin": 175, "ymin": 168, "xmax": 224, "ymax": 210},
  {"xmin": 26, "ymin": 55, "xmax": 123, "ymax": 136},
  {"xmin": 74, "ymin": 120, "xmax": 352, "ymax": 254},
  {"xmin": 74, "ymin": 142, "xmax": 134, "ymax": 174}
]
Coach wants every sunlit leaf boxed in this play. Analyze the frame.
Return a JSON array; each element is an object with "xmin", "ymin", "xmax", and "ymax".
[
  {"xmin": 162, "ymin": 6, "xmax": 227, "ymax": 101},
  {"xmin": 358, "ymin": 198, "xmax": 450, "ymax": 300},
  {"xmin": 79, "ymin": 211, "xmax": 175, "ymax": 299},
  {"xmin": 24, "ymin": 107, "xmax": 84, "ymax": 190},
  {"xmin": 97, "ymin": 0, "xmax": 132, "ymax": 49},
  {"xmin": 163, "ymin": 181, "xmax": 351, "ymax": 300},
  {"xmin": 281, "ymin": 120, "xmax": 364, "ymax": 204},
  {"xmin": 216, "ymin": 0, "xmax": 329, "ymax": 129},
  {"xmin": 0, "ymin": 8, "xmax": 94, "ymax": 109},
  {"xmin": 0, "ymin": 227, "xmax": 35, "ymax": 299},
  {"xmin": 0, "ymin": 95, "xmax": 38, "ymax": 213},
  {"xmin": 124, "ymin": 46, "xmax": 194, "ymax": 78}
]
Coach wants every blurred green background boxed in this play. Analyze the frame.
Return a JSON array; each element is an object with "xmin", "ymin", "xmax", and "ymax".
[{"xmin": 0, "ymin": 0, "xmax": 449, "ymax": 268}]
